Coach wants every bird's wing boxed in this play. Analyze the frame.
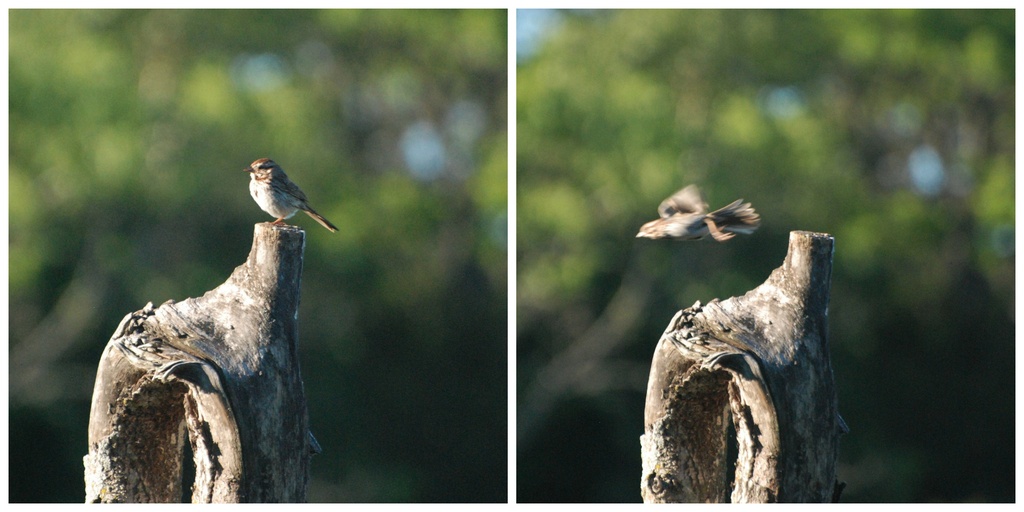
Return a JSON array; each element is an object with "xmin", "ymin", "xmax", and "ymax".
[
  {"xmin": 280, "ymin": 172, "xmax": 310, "ymax": 202},
  {"xmin": 658, "ymin": 185, "xmax": 708, "ymax": 217}
]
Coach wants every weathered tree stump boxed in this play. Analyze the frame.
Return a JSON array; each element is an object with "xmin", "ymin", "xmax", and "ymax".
[
  {"xmin": 640, "ymin": 231, "xmax": 846, "ymax": 503},
  {"xmin": 84, "ymin": 223, "xmax": 317, "ymax": 503}
]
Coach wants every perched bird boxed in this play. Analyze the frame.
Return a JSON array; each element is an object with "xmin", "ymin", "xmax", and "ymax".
[
  {"xmin": 637, "ymin": 185, "xmax": 759, "ymax": 241},
  {"xmin": 245, "ymin": 158, "xmax": 338, "ymax": 232}
]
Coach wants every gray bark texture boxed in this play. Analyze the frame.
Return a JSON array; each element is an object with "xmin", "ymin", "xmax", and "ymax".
[
  {"xmin": 640, "ymin": 230, "xmax": 846, "ymax": 503},
  {"xmin": 84, "ymin": 223, "xmax": 315, "ymax": 503}
]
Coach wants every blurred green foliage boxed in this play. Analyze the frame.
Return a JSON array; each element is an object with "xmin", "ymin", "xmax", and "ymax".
[
  {"xmin": 9, "ymin": 9, "xmax": 507, "ymax": 502},
  {"xmin": 516, "ymin": 9, "xmax": 1013, "ymax": 502}
]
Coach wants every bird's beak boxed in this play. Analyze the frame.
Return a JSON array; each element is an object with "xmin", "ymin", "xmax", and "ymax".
[
  {"xmin": 244, "ymin": 166, "xmax": 254, "ymax": 173},
  {"xmin": 636, "ymin": 220, "xmax": 655, "ymax": 238}
]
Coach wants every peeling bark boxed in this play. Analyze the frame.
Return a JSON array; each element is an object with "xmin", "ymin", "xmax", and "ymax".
[
  {"xmin": 641, "ymin": 231, "xmax": 846, "ymax": 503},
  {"xmin": 84, "ymin": 223, "xmax": 315, "ymax": 503}
]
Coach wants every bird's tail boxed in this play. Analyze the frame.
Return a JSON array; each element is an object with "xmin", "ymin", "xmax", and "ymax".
[
  {"xmin": 303, "ymin": 207, "xmax": 339, "ymax": 232},
  {"xmin": 706, "ymin": 199, "xmax": 760, "ymax": 240}
]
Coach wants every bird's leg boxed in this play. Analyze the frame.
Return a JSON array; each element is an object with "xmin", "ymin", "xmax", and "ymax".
[{"xmin": 705, "ymin": 218, "xmax": 735, "ymax": 242}]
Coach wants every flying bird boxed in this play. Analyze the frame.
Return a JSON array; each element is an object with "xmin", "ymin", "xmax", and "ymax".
[{"xmin": 636, "ymin": 185, "xmax": 760, "ymax": 241}]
